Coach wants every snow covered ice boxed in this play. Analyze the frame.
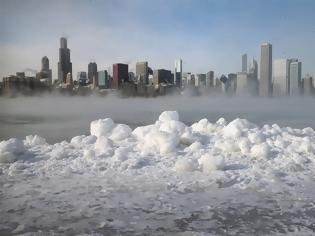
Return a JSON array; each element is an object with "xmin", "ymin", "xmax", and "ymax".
[{"xmin": 1, "ymin": 111, "xmax": 315, "ymax": 235}]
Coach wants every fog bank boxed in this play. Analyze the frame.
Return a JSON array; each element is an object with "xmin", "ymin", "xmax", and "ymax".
[{"xmin": 1, "ymin": 95, "xmax": 315, "ymax": 143}]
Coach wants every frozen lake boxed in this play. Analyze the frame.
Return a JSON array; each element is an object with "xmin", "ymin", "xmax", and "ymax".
[{"xmin": 1, "ymin": 97, "xmax": 315, "ymax": 235}]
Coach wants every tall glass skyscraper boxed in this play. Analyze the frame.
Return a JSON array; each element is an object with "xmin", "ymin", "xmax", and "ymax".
[
  {"xmin": 273, "ymin": 59, "xmax": 289, "ymax": 96},
  {"xmin": 174, "ymin": 59, "xmax": 182, "ymax": 88},
  {"xmin": 58, "ymin": 37, "xmax": 72, "ymax": 83},
  {"xmin": 289, "ymin": 61, "xmax": 302, "ymax": 96},
  {"xmin": 259, "ymin": 43, "xmax": 272, "ymax": 97}
]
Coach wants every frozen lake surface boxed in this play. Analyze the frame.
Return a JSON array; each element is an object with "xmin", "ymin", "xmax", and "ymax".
[
  {"xmin": 1, "ymin": 97, "xmax": 315, "ymax": 235},
  {"xmin": 1, "ymin": 96, "xmax": 315, "ymax": 143}
]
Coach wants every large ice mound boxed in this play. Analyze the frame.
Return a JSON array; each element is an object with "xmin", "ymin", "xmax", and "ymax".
[{"xmin": 0, "ymin": 110, "xmax": 314, "ymax": 172}]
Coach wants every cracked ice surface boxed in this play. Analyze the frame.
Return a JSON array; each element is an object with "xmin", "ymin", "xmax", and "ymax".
[{"xmin": 1, "ymin": 111, "xmax": 315, "ymax": 235}]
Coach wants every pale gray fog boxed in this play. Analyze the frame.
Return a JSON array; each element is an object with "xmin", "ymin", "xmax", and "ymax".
[{"xmin": 1, "ymin": 95, "xmax": 315, "ymax": 143}]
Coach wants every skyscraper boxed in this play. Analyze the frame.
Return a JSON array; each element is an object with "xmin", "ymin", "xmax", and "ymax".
[
  {"xmin": 249, "ymin": 59, "xmax": 258, "ymax": 80},
  {"xmin": 303, "ymin": 74, "xmax": 313, "ymax": 96},
  {"xmin": 98, "ymin": 70, "xmax": 109, "ymax": 89},
  {"xmin": 236, "ymin": 72, "xmax": 250, "ymax": 95},
  {"xmin": 41, "ymin": 56, "xmax": 49, "ymax": 72},
  {"xmin": 88, "ymin": 62, "xmax": 98, "ymax": 86},
  {"xmin": 206, "ymin": 71, "xmax": 214, "ymax": 88},
  {"xmin": 153, "ymin": 69, "xmax": 172, "ymax": 85},
  {"xmin": 136, "ymin": 62, "xmax": 148, "ymax": 84},
  {"xmin": 77, "ymin": 71, "xmax": 87, "ymax": 86},
  {"xmin": 195, "ymin": 74, "xmax": 206, "ymax": 87},
  {"xmin": 273, "ymin": 59, "xmax": 290, "ymax": 96},
  {"xmin": 37, "ymin": 56, "xmax": 52, "ymax": 85},
  {"xmin": 259, "ymin": 43, "xmax": 272, "ymax": 97},
  {"xmin": 112, "ymin": 63, "xmax": 128, "ymax": 89},
  {"xmin": 58, "ymin": 37, "xmax": 72, "ymax": 83},
  {"xmin": 289, "ymin": 61, "xmax": 302, "ymax": 96},
  {"xmin": 174, "ymin": 59, "xmax": 182, "ymax": 88},
  {"xmin": 242, "ymin": 54, "xmax": 247, "ymax": 72}
]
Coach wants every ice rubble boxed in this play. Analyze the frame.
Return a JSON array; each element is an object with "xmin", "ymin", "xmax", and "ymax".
[
  {"xmin": 1, "ymin": 111, "xmax": 315, "ymax": 234},
  {"xmin": 0, "ymin": 111, "xmax": 314, "ymax": 172}
]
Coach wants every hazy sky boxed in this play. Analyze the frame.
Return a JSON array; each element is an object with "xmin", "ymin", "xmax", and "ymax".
[{"xmin": 1, "ymin": 0, "xmax": 315, "ymax": 79}]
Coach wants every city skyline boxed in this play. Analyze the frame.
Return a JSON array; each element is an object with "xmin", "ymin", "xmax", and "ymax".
[{"xmin": 1, "ymin": 0, "xmax": 315, "ymax": 79}]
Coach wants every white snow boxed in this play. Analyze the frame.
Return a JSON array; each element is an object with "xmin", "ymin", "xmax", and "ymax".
[{"xmin": 1, "ymin": 110, "xmax": 315, "ymax": 234}]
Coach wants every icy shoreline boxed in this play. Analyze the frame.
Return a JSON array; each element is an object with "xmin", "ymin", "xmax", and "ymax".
[{"xmin": 1, "ymin": 111, "xmax": 315, "ymax": 235}]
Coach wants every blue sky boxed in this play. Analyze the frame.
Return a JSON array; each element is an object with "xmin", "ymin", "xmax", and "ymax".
[{"xmin": 1, "ymin": 0, "xmax": 315, "ymax": 79}]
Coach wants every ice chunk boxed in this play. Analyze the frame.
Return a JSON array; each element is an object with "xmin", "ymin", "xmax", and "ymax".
[
  {"xmin": 84, "ymin": 149, "xmax": 96, "ymax": 159},
  {"xmin": 198, "ymin": 154, "xmax": 225, "ymax": 173},
  {"xmin": 133, "ymin": 124, "xmax": 180, "ymax": 154},
  {"xmin": 158, "ymin": 111, "xmax": 179, "ymax": 122},
  {"xmin": 71, "ymin": 135, "xmax": 97, "ymax": 147},
  {"xmin": 251, "ymin": 143, "xmax": 271, "ymax": 159},
  {"xmin": 90, "ymin": 118, "xmax": 115, "ymax": 138},
  {"xmin": 109, "ymin": 124, "xmax": 132, "ymax": 141},
  {"xmin": 185, "ymin": 141, "xmax": 203, "ymax": 153},
  {"xmin": 223, "ymin": 118, "xmax": 255, "ymax": 139},
  {"xmin": 174, "ymin": 158, "xmax": 197, "ymax": 172},
  {"xmin": 24, "ymin": 135, "xmax": 47, "ymax": 146},
  {"xmin": 191, "ymin": 118, "xmax": 215, "ymax": 134},
  {"xmin": 94, "ymin": 136, "xmax": 114, "ymax": 156},
  {"xmin": 0, "ymin": 138, "xmax": 26, "ymax": 163}
]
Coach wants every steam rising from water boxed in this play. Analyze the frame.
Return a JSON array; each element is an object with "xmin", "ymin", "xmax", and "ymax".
[{"xmin": 0, "ymin": 95, "xmax": 314, "ymax": 143}]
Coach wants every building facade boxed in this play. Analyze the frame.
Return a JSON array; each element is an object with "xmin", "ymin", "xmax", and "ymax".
[
  {"xmin": 174, "ymin": 59, "xmax": 182, "ymax": 88},
  {"xmin": 98, "ymin": 70, "xmax": 109, "ymax": 89},
  {"xmin": 136, "ymin": 62, "xmax": 149, "ymax": 84},
  {"xmin": 289, "ymin": 61, "xmax": 302, "ymax": 96},
  {"xmin": 112, "ymin": 63, "xmax": 128, "ymax": 89},
  {"xmin": 259, "ymin": 43, "xmax": 272, "ymax": 96},
  {"xmin": 273, "ymin": 59, "xmax": 290, "ymax": 96},
  {"xmin": 88, "ymin": 62, "xmax": 98, "ymax": 86},
  {"xmin": 206, "ymin": 71, "xmax": 214, "ymax": 88},
  {"xmin": 58, "ymin": 37, "xmax": 72, "ymax": 83},
  {"xmin": 153, "ymin": 69, "xmax": 172, "ymax": 85},
  {"xmin": 242, "ymin": 54, "xmax": 247, "ymax": 72},
  {"xmin": 303, "ymin": 74, "xmax": 313, "ymax": 96},
  {"xmin": 36, "ymin": 56, "xmax": 52, "ymax": 85}
]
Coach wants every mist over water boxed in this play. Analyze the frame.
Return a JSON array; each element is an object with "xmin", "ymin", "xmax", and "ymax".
[{"xmin": 1, "ymin": 95, "xmax": 315, "ymax": 143}]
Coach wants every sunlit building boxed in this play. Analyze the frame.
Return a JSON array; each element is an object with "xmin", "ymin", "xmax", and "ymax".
[
  {"xmin": 289, "ymin": 61, "xmax": 302, "ymax": 96},
  {"xmin": 259, "ymin": 43, "xmax": 272, "ymax": 97},
  {"xmin": 136, "ymin": 61, "xmax": 149, "ymax": 84},
  {"xmin": 174, "ymin": 59, "xmax": 182, "ymax": 88}
]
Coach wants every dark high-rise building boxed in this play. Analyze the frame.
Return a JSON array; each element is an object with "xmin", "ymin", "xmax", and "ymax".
[
  {"xmin": 153, "ymin": 69, "xmax": 172, "ymax": 85},
  {"xmin": 58, "ymin": 37, "xmax": 72, "ymax": 83},
  {"xmin": 41, "ymin": 56, "xmax": 49, "ymax": 72},
  {"xmin": 112, "ymin": 63, "xmax": 128, "ymax": 89},
  {"xmin": 88, "ymin": 62, "xmax": 98, "ymax": 86},
  {"xmin": 36, "ymin": 56, "xmax": 52, "ymax": 85},
  {"xmin": 77, "ymin": 71, "xmax": 87, "ymax": 86}
]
